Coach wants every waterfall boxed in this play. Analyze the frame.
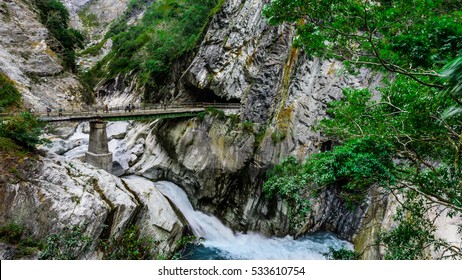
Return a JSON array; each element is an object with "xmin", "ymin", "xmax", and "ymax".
[{"xmin": 155, "ymin": 181, "xmax": 353, "ymax": 260}]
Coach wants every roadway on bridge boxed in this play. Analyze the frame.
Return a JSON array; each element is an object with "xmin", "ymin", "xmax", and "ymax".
[{"xmin": 38, "ymin": 103, "xmax": 241, "ymax": 122}]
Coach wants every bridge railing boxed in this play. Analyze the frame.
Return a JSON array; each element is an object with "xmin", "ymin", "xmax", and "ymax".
[{"xmin": 16, "ymin": 102, "xmax": 240, "ymax": 119}]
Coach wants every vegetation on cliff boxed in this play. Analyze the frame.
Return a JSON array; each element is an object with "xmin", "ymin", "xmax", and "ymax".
[
  {"xmin": 33, "ymin": 0, "xmax": 84, "ymax": 72},
  {"xmin": 82, "ymin": 0, "xmax": 224, "ymax": 101},
  {"xmin": 0, "ymin": 73, "xmax": 22, "ymax": 112},
  {"xmin": 263, "ymin": 0, "xmax": 462, "ymax": 259},
  {"xmin": 0, "ymin": 73, "xmax": 45, "ymax": 151}
]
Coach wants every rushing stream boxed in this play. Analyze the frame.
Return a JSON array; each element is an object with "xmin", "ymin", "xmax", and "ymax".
[
  {"xmin": 61, "ymin": 124, "xmax": 352, "ymax": 260},
  {"xmin": 155, "ymin": 181, "xmax": 353, "ymax": 260}
]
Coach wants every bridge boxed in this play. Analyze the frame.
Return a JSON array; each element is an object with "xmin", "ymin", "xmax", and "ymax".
[
  {"xmin": 38, "ymin": 103, "xmax": 240, "ymax": 172},
  {"xmin": 38, "ymin": 103, "xmax": 240, "ymax": 122}
]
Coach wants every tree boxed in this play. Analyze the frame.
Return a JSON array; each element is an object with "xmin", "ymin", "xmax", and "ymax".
[
  {"xmin": 442, "ymin": 57, "xmax": 462, "ymax": 117},
  {"xmin": 263, "ymin": 0, "xmax": 462, "ymax": 88},
  {"xmin": 34, "ymin": 0, "xmax": 84, "ymax": 72},
  {"xmin": 262, "ymin": 0, "xmax": 462, "ymax": 259}
]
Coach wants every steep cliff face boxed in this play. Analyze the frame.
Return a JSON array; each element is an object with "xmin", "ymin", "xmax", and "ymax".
[
  {"xmin": 128, "ymin": 0, "xmax": 461, "ymax": 258},
  {"xmin": 145, "ymin": 0, "xmax": 383, "ymax": 238},
  {"xmin": 0, "ymin": 0, "xmax": 86, "ymax": 111},
  {"xmin": 62, "ymin": 0, "xmax": 131, "ymax": 38}
]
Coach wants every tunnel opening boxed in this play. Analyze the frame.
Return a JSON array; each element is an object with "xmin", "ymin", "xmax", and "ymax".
[{"xmin": 183, "ymin": 83, "xmax": 240, "ymax": 104}]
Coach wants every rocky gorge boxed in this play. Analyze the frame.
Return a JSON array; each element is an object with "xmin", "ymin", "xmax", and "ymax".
[{"xmin": 0, "ymin": 0, "xmax": 461, "ymax": 260}]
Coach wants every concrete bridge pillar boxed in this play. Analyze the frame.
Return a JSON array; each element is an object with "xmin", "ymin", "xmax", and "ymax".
[{"xmin": 85, "ymin": 120, "xmax": 112, "ymax": 172}]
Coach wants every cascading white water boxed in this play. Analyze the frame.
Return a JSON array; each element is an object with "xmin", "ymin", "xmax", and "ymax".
[
  {"xmin": 68, "ymin": 122, "xmax": 89, "ymax": 141},
  {"xmin": 155, "ymin": 181, "xmax": 353, "ymax": 260},
  {"xmin": 60, "ymin": 124, "xmax": 353, "ymax": 260},
  {"xmin": 63, "ymin": 122, "xmax": 89, "ymax": 159}
]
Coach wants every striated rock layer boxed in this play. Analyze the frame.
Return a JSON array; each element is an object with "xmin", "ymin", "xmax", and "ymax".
[
  {"xmin": 122, "ymin": 0, "xmax": 384, "ymax": 239},
  {"xmin": 0, "ymin": 0, "xmax": 86, "ymax": 111},
  {"xmin": 0, "ymin": 150, "xmax": 186, "ymax": 259}
]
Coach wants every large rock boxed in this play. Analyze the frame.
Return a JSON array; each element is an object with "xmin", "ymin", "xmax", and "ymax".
[
  {"xmin": 0, "ymin": 154, "xmax": 186, "ymax": 259},
  {"xmin": 122, "ymin": 176, "xmax": 187, "ymax": 256}
]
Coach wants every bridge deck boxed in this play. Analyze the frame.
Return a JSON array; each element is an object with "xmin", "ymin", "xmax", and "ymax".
[{"xmin": 34, "ymin": 103, "xmax": 240, "ymax": 122}]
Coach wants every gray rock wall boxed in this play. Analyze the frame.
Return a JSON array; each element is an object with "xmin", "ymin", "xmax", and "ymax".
[
  {"xmin": 162, "ymin": 0, "xmax": 384, "ymax": 239},
  {"xmin": 0, "ymin": 0, "xmax": 86, "ymax": 111},
  {"xmin": 0, "ymin": 153, "xmax": 186, "ymax": 259}
]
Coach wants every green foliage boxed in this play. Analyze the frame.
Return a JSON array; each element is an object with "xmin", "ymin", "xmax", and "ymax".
[
  {"xmin": 34, "ymin": 0, "xmax": 84, "ymax": 71},
  {"xmin": 78, "ymin": 10, "xmax": 99, "ymax": 28},
  {"xmin": 0, "ymin": 223, "xmax": 44, "ymax": 259},
  {"xmin": 242, "ymin": 120, "xmax": 254, "ymax": 133},
  {"xmin": 263, "ymin": 156, "xmax": 311, "ymax": 229},
  {"xmin": 0, "ymin": 73, "xmax": 21, "ymax": 111},
  {"xmin": 378, "ymin": 192, "xmax": 449, "ymax": 260},
  {"xmin": 263, "ymin": 0, "xmax": 462, "ymax": 87},
  {"xmin": 228, "ymin": 113, "xmax": 240, "ymax": 127},
  {"xmin": 0, "ymin": 223, "xmax": 24, "ymax": 243},
  {"xmin": 205, "ymin": 106, "xmax": 226, "ymax": 119},
  {"xmin": 318, "ymin": 77, "xmax": 462, "ymax": 257},
  {"xmin": 0, "ymin": 112, "xmax": 46, "ymax": 150},
  {"xmin": 442, "ymin": 56, "xmax": 462, "ymax": 118},
  {"xmin": 196, "ymin": 111, "xmax": 206, "ymax": 121},
  {"xmin": 0, "ymin": 137, "xmax": 21, "ymax": 152},
  {"xmin": 16, "ymin": 237, "xmax": 44, "ymax": 258},
  {"xmin": 85, "ymin": 0, "xmax": 224, "ymax": 93},
  {"xmin": 39, "ymin": 225, "xmax": 92, "ymax": 260},
  {"xmin": 264, "ymin": 76, "xmax": 462, "ymax": 254},
  {"xmin": 38, "ymin": 224, "xmax": 156, "ymax": 260},
  {"xmin": 321, "ymin": 77, "xmax": 458, "ymax": 166},
  {"xmin": 173, "ymin": 235, "xmax": 204, "ymax": 259},
  {"xmin": 264, "ymin": 137, "xmax": 395, "ymax": 226},
  {"xmin": 307, "ymin": 137, "xmax": 395, "ymax": 204},
  {"xmin": 100, "ymin": 224, "xmax": 154, "ymax": 260},
  {"xmin": 79, "ymin": 39, "xmax": 107, "ymax": 56},
  {"xmin": 271, "ymin": 130, "xmax": 287, "ymax": 143},
  {"xmin": 324, "ymin": 247, "xmax": 360, "ymax": 260},
  {"xmin": 1, "ymin": 2, "xmax": 10, "ymax": 21}
]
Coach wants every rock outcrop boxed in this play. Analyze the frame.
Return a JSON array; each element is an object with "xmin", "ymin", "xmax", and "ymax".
[
  {"xmin": 62, "ymin": 0, "xmax": 131, "ymax": 38},
  {"xmin": 0, "ymin": 0, "xmax": 86, "ymax": 111},
  {"xmin": 0, "ymin": 148, "xmax": 186, "ymax": 259}
]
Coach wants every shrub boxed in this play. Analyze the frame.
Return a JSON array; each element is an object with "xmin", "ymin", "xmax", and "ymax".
[
  {"xmin": 34, "ymin": 0, "xmax": 84, "ymax": 72},
  {"xmin": 205, "ymin": 106, "xmax": 226, "ymax": 119},
  {"xmin": 263, "ymin": 156, "xmax": 311, "ymax": 230},
  {"xmin": 271, "ymin": 130, "xmax": 287, "ymax": 143},
  {"xmin": 0, "ymin": 72, "xmax": 21, "ymax": 111},
  {"xmin": 85, "ymin": 0, "xmax": 224, "ymax": 97},
  {"xmin": 0, "ymin": 223, "xmax": 24, "ymax": 243},
  {"xmin": 0, "ymin": 112, "xmax": 46, "ymax": 150},
  {"xmin": 196, "ymin": 111, "xmax": 206, "ymax": 121},
  {"xmin": 0, "ymin": 223, "xmax": 44, "ymax": 259},
  {"xmin": 242, "ymin": 120, "xmax": 254, "ymax": 133},
  {"xmin": 99, "ymin": 224, "xmax": 154, "ymax": 260},
  {"xmin": 324, "ymin": 247, "xmax": 360, "ymax": 260},
  {"xmin": 39, "ymin": 225, "xmax": 92, "ymax": 260}
]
